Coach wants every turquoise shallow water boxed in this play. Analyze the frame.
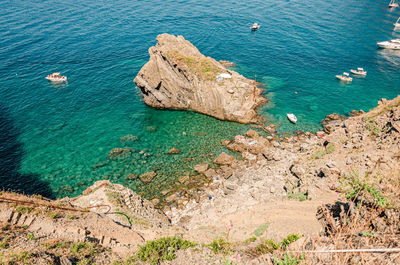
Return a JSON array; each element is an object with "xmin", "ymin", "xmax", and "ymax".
[{"xmin": 0, "ymin": 0, "xmax": 399, "ymax": 198}]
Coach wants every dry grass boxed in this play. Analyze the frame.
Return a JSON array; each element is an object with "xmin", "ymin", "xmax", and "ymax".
[{"xmin": 165, "ymin": 50, "xmax": 224, "ymax": 80}]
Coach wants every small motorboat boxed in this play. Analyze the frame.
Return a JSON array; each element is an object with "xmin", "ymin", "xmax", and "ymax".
[
  {"xmin": 377, "ymin": 39, "xmax": 400, "ymax": 49},
  {"xmin": 45, "ymin": 72, "xmax": 67, "ymax": 82},
  {"xmin": 251, "ymin": 23, "xmax": 260, "ymax": 31},
  {"xmin": 389, "ymin": 0, "xmax": 399, "ymax": 8},
  {"xmin": 336, "ymin": 72, "xmax": 352, "ymax": 82},
  {"xmin": 395, "ymin": 17, "xmax": 400, "ymax": 27},
  {"xmin": 287, "ymin": 113, "xmax": 297, "ymax": 124},
  {"xmin": 350, "ymin": 67, "xmax": 367, "ymax": 76}
]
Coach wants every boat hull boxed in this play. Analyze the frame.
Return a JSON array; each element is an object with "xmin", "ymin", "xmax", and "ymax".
[
  {"xmin": 377, "ymin": 41, "xmax": 400, "ymax": 49},
  {"xmin": 336, "ymin": 75, "xmax": 352, "ymax": 82},
  {"xmin": 287, "ymin": 114, "xmax": 297, "ymax": 124},
  {"xmin": 350, "ymin": 70, "xmax": 367, "ymax": 76},
  {"xmin": 45, "ymin": 77, "xmax": 67, "ymax": 82}
]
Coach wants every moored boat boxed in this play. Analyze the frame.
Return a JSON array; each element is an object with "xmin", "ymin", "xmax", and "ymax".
[
  {"xmin": 45, "ymin": 72, "xmax": 67, "ymax": 82},
  {"xmin": 389, "ymin": 0, "xmax": 399, "ymax": 8},
  {"xmin": 287, "ymin": 113, "xmax": 297, "ymax": 124},
  {"xmin": 395, "ymin": 17, "xmax": 400, "ymax": 27},
  {"xmin": 251, "ymin": 23, "xmax": 260, "ymax": 31},
  {"xmin": 350, "ymin": 67, "xmax": 367, "ymax": 76},
  {"xmin": 336, "ymin": 72, "xmax": 352, "ymax": 82},
  {"xmin": 377, "ymin": 39, "xmax": 400, "ymax": 49}
]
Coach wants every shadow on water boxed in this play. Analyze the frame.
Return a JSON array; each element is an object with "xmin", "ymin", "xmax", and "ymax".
[{"xmin": 0, "ymin": 104, "xmax": 54, "ymax": 198}]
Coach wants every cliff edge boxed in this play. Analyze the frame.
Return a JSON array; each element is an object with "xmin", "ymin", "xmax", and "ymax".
[{"xmin": 134, "ymin": 34, "xmax": 266, "ymax": 124}]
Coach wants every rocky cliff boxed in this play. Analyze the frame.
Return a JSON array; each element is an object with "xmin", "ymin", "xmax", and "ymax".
[{"xmin": 134, "ymin": 34, "xmax": 266, "ymax": 124}]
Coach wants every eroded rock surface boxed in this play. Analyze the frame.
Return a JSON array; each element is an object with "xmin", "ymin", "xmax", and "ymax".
[{"xmin": 134, "ymin": 34, "xmax": 266, "ymax": 123}]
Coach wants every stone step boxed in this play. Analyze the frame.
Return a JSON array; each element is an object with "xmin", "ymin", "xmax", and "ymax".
[
  {"xmin": 6, "ymin": 210, "xmax": 15, "ymax": 223},
  {"xmin": 17, "ymin": 214, "xmax": 27, "ymax": 226},
  {"xmin": 24, "ymin": 216, "xmax": 36, "ymax": 227},
  {"xmin": 12, "ymin": 212, "xmax": 22, "ymax": 225}
]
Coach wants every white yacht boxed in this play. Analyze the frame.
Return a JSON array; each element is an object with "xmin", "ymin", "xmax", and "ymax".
[
  {"xmin": 350, "ymin": 67, "xmax": 367, "ymax": 76},
  {"xmin": 287, "ymin": 113, "xmax": 297, "ymax": 124},
  {"xmin": 45, "ymin": 72, "xmax": 67, "ymax": 82},
  {"xmin": 395, "ymin": 17, "xmax": 400, "ymax": 27},
  {"xmin": 377, "ymin": 39, "xmax": 400, "ymax": 49},
  {"xmin": 336, "ymin": 72, "xmax": 352, "ymax": 82},
  {"xmin": 251, "ymin": 23, "xmax": 260, "ymax": 31},
  {"xmin": 389, "ymin": 0, "xmax": 399, "ymax": 8}
]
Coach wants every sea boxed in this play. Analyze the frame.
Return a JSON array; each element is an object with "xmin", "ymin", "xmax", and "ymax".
[{"xmin": 1, "ymin": 0, "xmax": 399, "ymax": 199}]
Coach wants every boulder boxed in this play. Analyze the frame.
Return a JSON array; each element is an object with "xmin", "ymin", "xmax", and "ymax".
[
  {"xmin": 107, "ymin": 148, "xmax": 131, "ymax": 159},
  {"xmin": 244, "ymin": 129, "xmax": 259, "ymax": 139},
  {"xmin": 151, "ymin": 198, "xmax": 160, "ymax": 205},
  {"xmin": 226, "ymin": 135, "xmax": 264, "ymax": 154},
  {"xmin": 165, "ymin": 193, "xmax": 177, "ymax": 203},
  {"xmin": 120, "ymin": 134, "xmax": 139, "ymax": 142},
  {"xmin": 214, "ymin": 152, "xmax": 236, "ymax": 165},
  {"xmin": 242, "ymin": 151, "xmax": 257, "ymax": 162},
  {"xmin": 290, "ymin": 164, "xmax": 305, "ymax": 178},
  {"xmin": 204, "ymin": 168, "xmax": 218, "ymax": 179},
  {"xmin": 134, "ymin": 34, "xmax": 267, "ymax": 124},
  {"xmin": 125, "ymin": 174, "xmax": 138, "ymax": 181},
  {"xmin": 178, "ymin": 175, "xmax": 189, "ymax": 184},
  {"xmin": 193, "ymin": 163, "xmax": 209, "ymax": 174},
  {"xmin": 223, "ymin": 184, "xmax": 237, "ymax": 195},
  {"xmin": 218, "ymin": 60, "xmax": 235, "ymax": 67},
  {"xmin": 139, "ymin": 171, "xmax": 157, "ymax": 183},
  {"xmin": 167, "ymin": 147, "xmax": 181, "ymax": 154}
]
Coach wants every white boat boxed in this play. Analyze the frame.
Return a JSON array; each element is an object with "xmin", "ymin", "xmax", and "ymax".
[
  {"xmin": 45, "ymin": 72, "xmax": 67, "ymax": 82},
  {"xmin": 336, "ymin": 72, "xmax": 352, "ymax": 82},
  {"xmin": 395, "ymin": 17, "xmax": 400, "ymax": 27},
  {"xmin": 389, "ymin": 0, "xmax": 399, "ymax": 8},
  {"xmin": 377, "ymin": 39, "xmax": 400, "ymax": 49},
  {"xmin": 251, "ymin": 23, "xmax": 260, "ymax": 31},
  {"xmin": 350, "ymin": 67, "xmax": 367, "ymax": 76},
  {"xmin": 287, "ymin": 113, "xmax": 297, "ymax": 124}
]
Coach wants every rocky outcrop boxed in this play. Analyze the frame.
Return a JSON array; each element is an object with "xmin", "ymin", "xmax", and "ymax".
[{"xmin": 134, "ymin": 34, "xmax": 266, "ymax": 124}]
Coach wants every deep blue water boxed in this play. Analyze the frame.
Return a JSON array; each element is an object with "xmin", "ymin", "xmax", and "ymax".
[{"xmin": 0, "ymin": 0, "xmax": 399, "ymax": 198}]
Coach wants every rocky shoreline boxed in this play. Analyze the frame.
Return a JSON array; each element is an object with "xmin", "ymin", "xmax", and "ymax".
[{"xmin": 1, "ymin": 95, "xmax": 400, "ymax": 264}]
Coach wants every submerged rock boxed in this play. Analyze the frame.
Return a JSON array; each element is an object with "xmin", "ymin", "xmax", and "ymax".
[
  {"xmin": 194, "ymin": 163, "xmax": 209, "ymax": 174},
  {"xmin": 139, "ymin": 171, "xmax": 157, "ymax": 183},
  {"xmin": 120, "ymin": 134, "xmax": 139, "ymax": 142},
  {"xmin": 167, "ymin": 147, "xmax": 181, "ymax": 154},
  {"xmin": 134, "ymin": 34, "xmax": 267, "ymax": 124},
  {"xmin": 107, "ymin": 148, "xmax": 131, "ymax": 159}
]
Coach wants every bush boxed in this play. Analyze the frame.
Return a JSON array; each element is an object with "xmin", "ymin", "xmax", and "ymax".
[
  {"xmin": 273, "ymin": 253, "xmax": 304, "ymax": 265},
  {"xmin": 136, "ymin": 237, "xmax": 196, "ymax": 264},
  {"xmin": 208, "ymin": 238, "xmax": 232, "ymax": 255}
]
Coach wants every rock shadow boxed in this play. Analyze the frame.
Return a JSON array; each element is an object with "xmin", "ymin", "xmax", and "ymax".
[{"xmin": 0, "ymin": 104, "xmax": 53, "ymax": 198}]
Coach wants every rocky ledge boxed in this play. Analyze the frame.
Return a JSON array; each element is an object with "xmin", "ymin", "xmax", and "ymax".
[{"xmin": 134, "ymin": 34, "xmax": 266, "ymax": 124}]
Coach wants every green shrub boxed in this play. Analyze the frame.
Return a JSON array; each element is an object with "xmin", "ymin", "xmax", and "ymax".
[
  {"xmin": 16, "ymin": 206, "xmax": 32, "ymax": 214},
  {"xmin": 136, "ymin": 237, "xmax": 196, "ymax": 264},
  {"xmin": 27, "ymin": 233, "xmax": 35, "ymax": 240},
  {"xmin": 255, "ymin": 234, "xmax": 301, "ymax": 255},
  {"xmin": 365, "ymin": 121, "xmax": 381, "ymax": 136},
  {"xmin": 287, "ymin": 192, "xmax": 309, "ymax": 202},
  {"xmin": 340, "ymin": 173, "xmax": 389, "ymax": 208},
  {"xmin": 273, "ymin": 253, "xmax": 304, "ymax": 265},
  {"xmin": 253, "ymin": 222, "xmax": 270, "ymax": 236},
  {"xmin": 311, "ymin": 144, "xmax": 335, "ymax": 159},
  {"xmin": 208, "ymin": 238, "xmax": 232, "ymax": 255},
  {"xmin": 256, "ymin": 239, "xmax": 280, "ymax": 254},
  {"xmin": 244, "ymin": 236, "xmax": 257, "ymax": 243},
  {"xmin": 0, "ymin": 240, "xmax": 9, "ymax": 249},
  {"xmin": 280, "ymin": 234, "xmax": 301, "ymax": 249}
]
